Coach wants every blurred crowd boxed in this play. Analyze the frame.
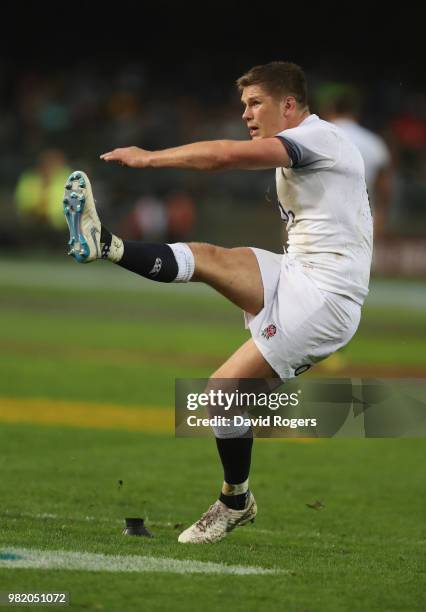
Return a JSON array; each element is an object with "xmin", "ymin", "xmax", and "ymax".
[{"xmin": 0, "ymin": 59, "xmax": 425, "ymax": 266}]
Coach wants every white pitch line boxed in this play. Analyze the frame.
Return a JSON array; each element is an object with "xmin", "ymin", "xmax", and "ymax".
[
  {"xmin": 2, "ymin": 510, "xmax": 121, "ymax": 524},
  {"xmin": 0, "ymin": 547, "xmax": 282, "ymax": 576}
]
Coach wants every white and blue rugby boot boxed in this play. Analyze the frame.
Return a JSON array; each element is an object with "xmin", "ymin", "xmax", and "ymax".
[
  {"xmin": 63, "ymin": 171, "xmax": 102, "ymax": 263},
  {"xmin": 63, "ymin": 171, "xmax": 123, "ymax": 263}
]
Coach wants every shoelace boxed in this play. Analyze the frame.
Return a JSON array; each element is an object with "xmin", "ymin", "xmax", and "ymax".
[{"xmin": 194, "ymin": 502, "xmax": 225, "ymax": 532}]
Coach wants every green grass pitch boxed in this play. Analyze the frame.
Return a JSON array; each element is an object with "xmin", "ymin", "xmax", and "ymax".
[{"xmin": 0, "ymin": 259, "xmax": 425, "ymax": 610}]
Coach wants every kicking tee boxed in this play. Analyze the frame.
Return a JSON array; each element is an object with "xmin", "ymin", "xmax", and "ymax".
[{"xmin": 275, "ymin": 114, "xmax": 373, "ymax": 305}]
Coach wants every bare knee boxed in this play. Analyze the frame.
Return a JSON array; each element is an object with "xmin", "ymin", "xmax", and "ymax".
[
  {"xmin": 188, "ymin": 242, "xmax": 226, "ymax": 261},
  {"xmin": 187, "ymin": 242, "xmax": 230, "ymax": 280},
  {"xmin": 187, "ymin": 243, "xmax": 263, "ymax": 314},
  {"xmin": 187, "ymin": 242, "xmax": 250, "ymax": 268},
  {"xmin": 203, "ymin": 376, "xmax": 237, "ymax": 417}
]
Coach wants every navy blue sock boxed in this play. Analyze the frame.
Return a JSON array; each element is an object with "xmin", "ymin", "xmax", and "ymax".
[
  {"xmin": 118, "ymin": 239, "xmax": 178, "ymax": 282},
  {"xmin": 216, "ymin": 435, "xmax": 253, "ymax": 510}
]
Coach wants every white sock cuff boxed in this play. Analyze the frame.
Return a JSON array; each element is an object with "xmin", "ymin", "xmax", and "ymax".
[
  {"xmin": 212, "ymin": 423, "xmax": 251, "ymax": 439},
  {"xmin": 167, "ymin": 242, "xmax": 195, "ymax": 282}
]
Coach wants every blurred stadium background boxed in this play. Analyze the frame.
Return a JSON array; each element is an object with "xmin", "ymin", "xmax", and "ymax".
[
  {"xmin": 0, "ymin": 7, "xmax": 424, "ymax": 610},
  {"xmin": 1, "ymin": 32, "xmax": 425, "ymax": 378},
  {"xmin": 1, "ymin": 53, "xmax": 425, "ymax": 258}
]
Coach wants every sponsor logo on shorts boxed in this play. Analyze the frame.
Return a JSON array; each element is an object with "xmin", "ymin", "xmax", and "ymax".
[{"xmin": 261, "ymin": 324, "xmax": 277, "ymax": 340}]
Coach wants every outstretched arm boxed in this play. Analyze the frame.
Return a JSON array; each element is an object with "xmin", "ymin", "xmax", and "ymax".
[{"xmin": 100, "ymin": 138, "xmax": 290, "ymax": 171}]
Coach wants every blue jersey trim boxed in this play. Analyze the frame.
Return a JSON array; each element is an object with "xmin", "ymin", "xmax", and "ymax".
[{"xmin": 275, "ymin": 136, "xmax": 302, "ymax": 167}]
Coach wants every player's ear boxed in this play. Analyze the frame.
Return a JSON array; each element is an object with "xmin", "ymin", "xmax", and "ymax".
[{"xmin": 282, "ymin": 96, "xmax": 296, "ymax": 116}]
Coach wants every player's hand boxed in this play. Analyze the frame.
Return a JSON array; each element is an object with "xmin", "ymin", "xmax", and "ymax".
[{"xmin": 100, "ymin": 146, "xmax": 151, "ymax": 168}]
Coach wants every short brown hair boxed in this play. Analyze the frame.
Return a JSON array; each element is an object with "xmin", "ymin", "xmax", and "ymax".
[{"xmin": 236, "ymin": 61, "xmax": 308, "ymax": 108}]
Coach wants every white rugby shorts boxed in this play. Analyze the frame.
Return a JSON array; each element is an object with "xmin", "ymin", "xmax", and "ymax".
[{"xmin": 244, "ymin": 248, "xmax": 361, "ymax": 380}]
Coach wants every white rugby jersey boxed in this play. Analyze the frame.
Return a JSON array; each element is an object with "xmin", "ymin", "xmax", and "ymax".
[{"xmin": 275, "ymin": 114, "xmax": 373, "ymax": 305}]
